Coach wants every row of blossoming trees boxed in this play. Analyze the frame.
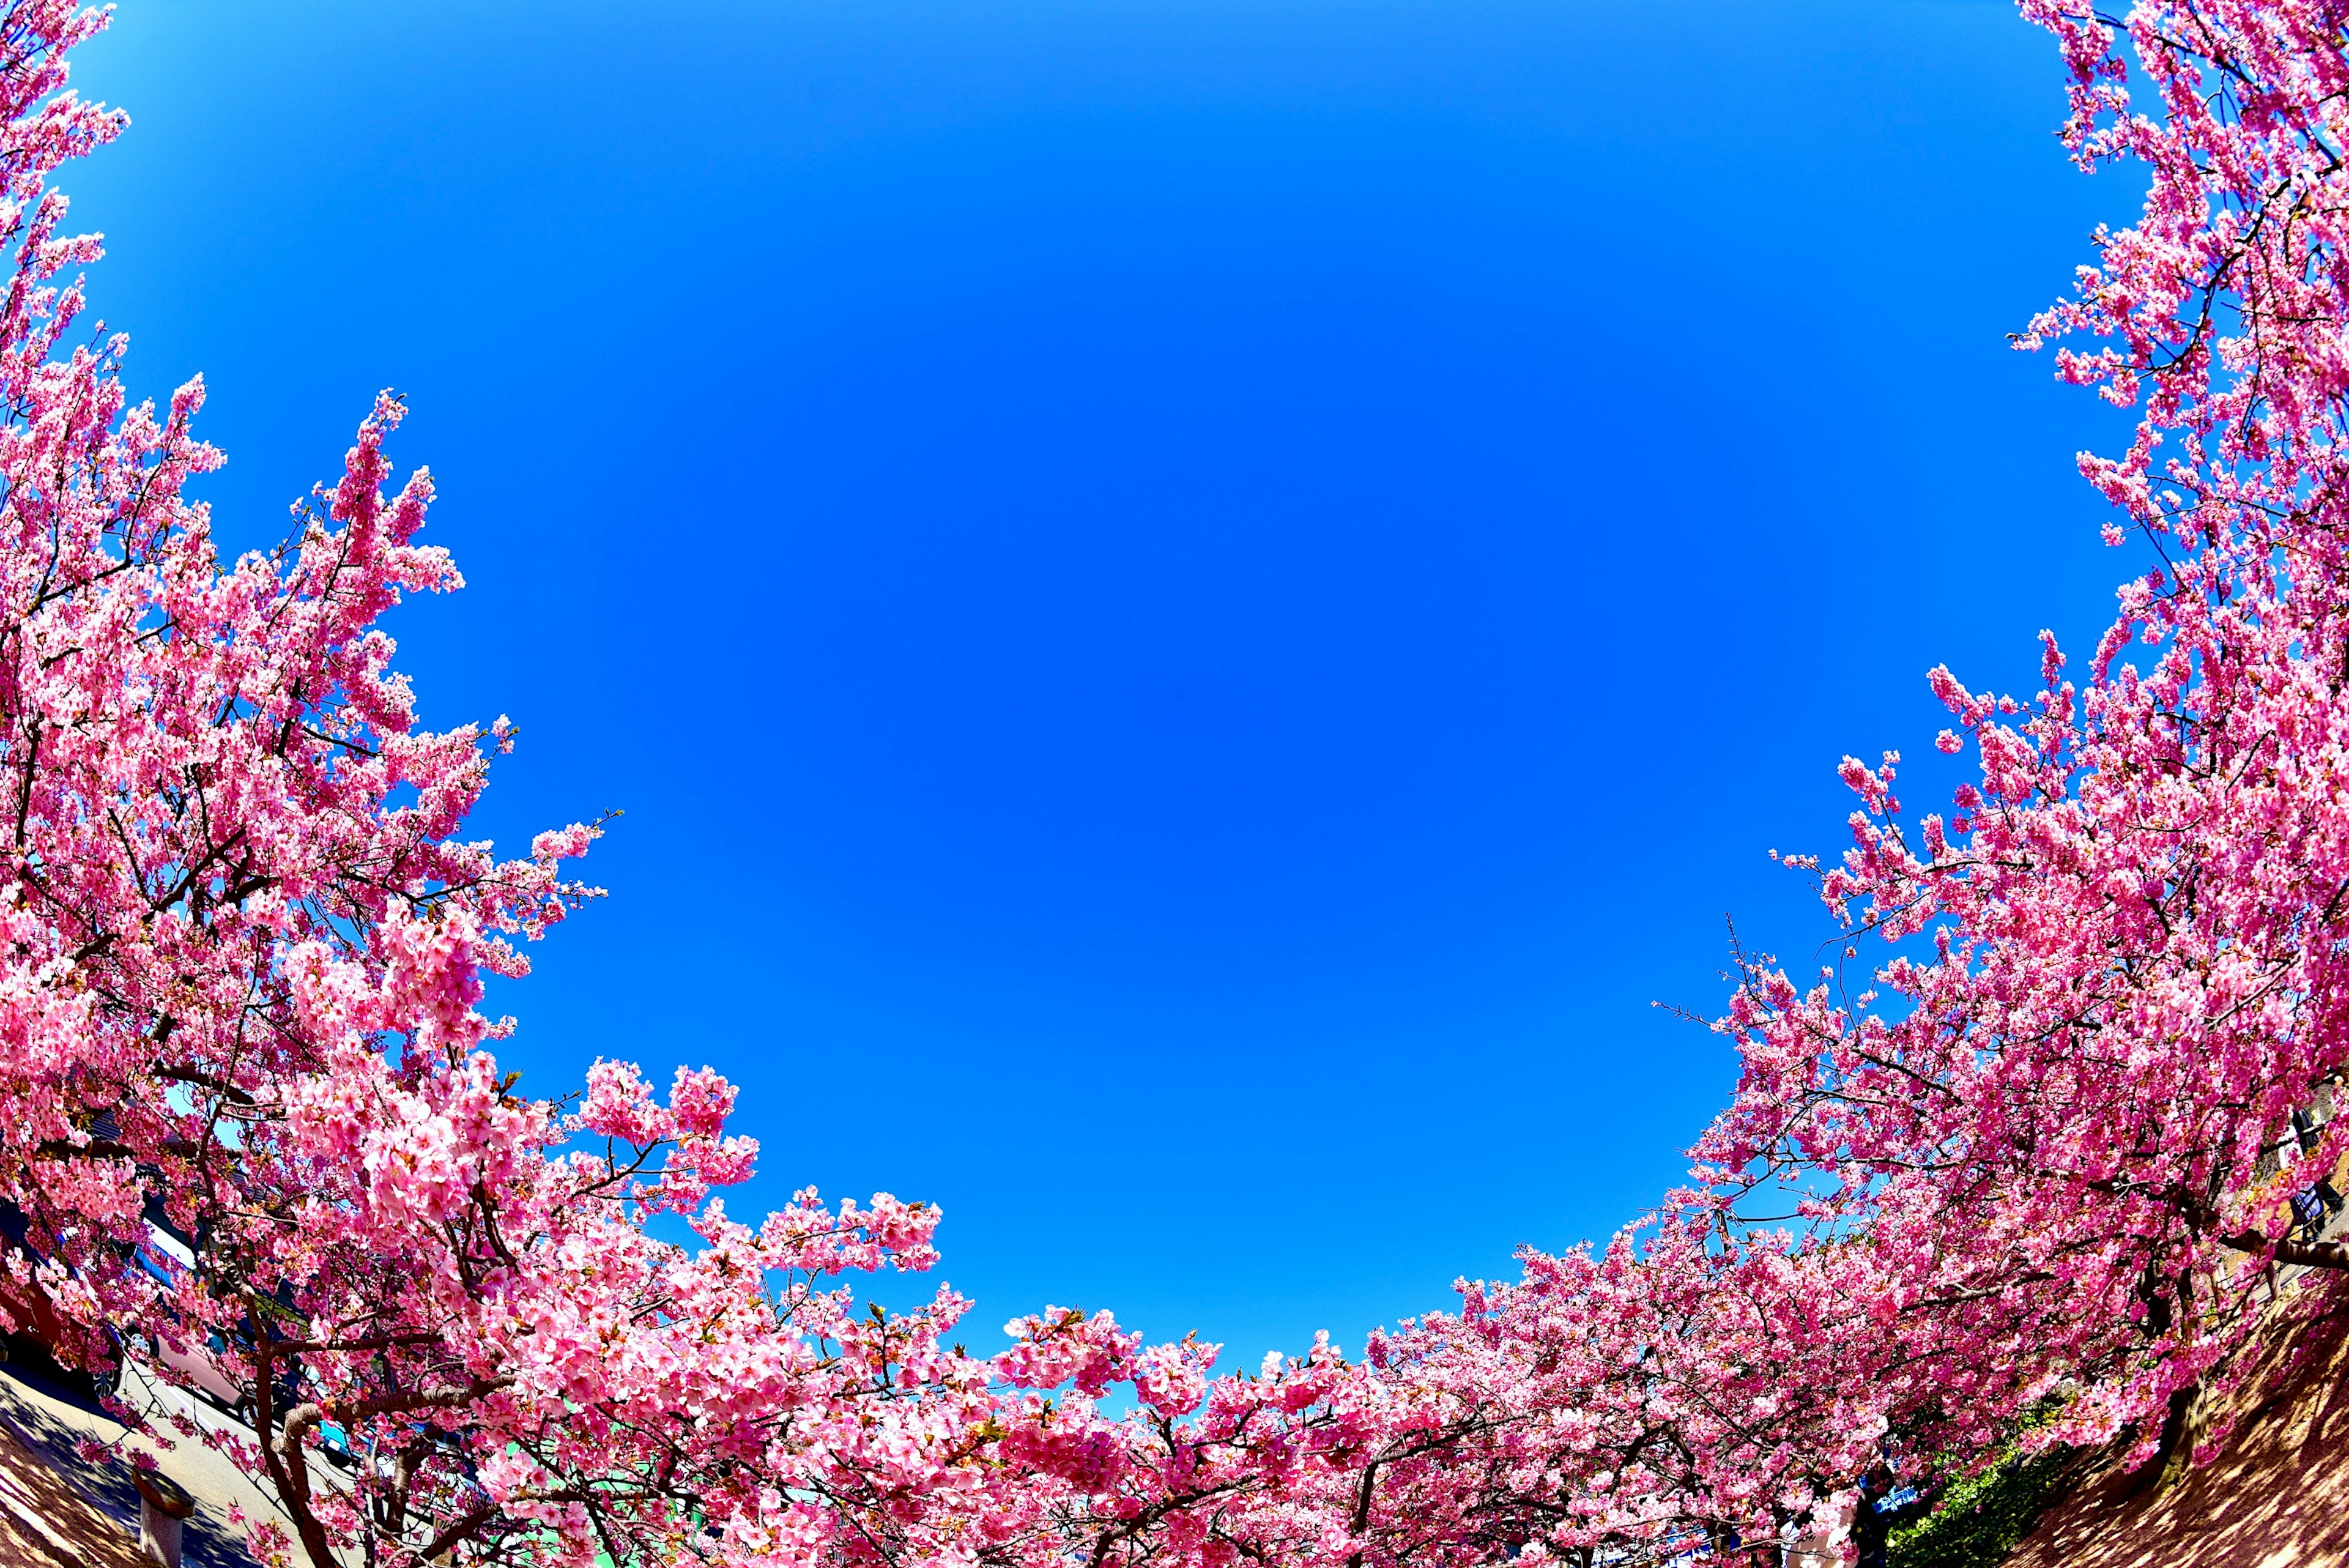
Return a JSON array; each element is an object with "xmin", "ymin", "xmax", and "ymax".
[{"xmin": 0, "ymin": 0, "xmax": 2337, "ymax": 1563}]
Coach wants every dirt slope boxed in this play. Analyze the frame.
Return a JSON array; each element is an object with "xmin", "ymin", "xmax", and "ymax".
[{"xmin": 2005, "ymin": 1296, "xmax": 2349, "ymax": 1568}]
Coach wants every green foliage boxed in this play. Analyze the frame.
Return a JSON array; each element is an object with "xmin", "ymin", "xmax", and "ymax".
[{"xmin": 1887, "ymin": 1444, "xmax": 2077, "ymax": 1568}]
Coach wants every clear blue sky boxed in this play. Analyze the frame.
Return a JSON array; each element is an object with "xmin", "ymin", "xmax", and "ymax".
[{"xmin": 73, "ymin": 0, "xmax": 2134, "ymax": 1364}]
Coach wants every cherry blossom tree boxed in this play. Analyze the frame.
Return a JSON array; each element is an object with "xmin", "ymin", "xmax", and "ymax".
[
  {"xmin": 1383, "ymin": 1, "xmax": 2349, "ymax": 1557},
  {"xmin": 0, "ymin": 8, "xmax": 1021, "ymax": 1565},
  {"xmin": 0, "ymin": 13, "xmax": 1408, "ymax": 1567},
  {"xmin": 1149, "ymin": 3, "xmax": 2349, "ymax": 1562},
  {"xmin": 1699, "ymin": 0, "xmax": 2349, "ymax": 1482}
]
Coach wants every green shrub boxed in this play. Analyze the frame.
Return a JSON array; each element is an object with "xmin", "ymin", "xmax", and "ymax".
[{"xmin": 1887, "ymin": 1444, "xmax": 2077, "ymax": 1568}]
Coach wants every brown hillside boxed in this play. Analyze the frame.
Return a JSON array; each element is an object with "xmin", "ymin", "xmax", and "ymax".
[{"xmin": 2005, "ymin": 1290, "xmax": 2349, "ymax": 1568}]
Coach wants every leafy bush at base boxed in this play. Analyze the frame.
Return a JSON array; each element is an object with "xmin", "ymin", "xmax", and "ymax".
[{"xmin": 1887, "ymin": 1445, "xmax": 2077, "ymax": 1568}]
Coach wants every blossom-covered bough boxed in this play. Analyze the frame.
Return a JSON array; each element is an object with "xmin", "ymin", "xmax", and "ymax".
[
  {"xmin": 1459, "ymin": 0, "xmax": 2349, "ymax": 1553},
  {"xmin": 1373, "ymin": 0, "xmax": 2349, "ymax": 1555},
  {"xmin": 1698, "ymin": 0, "xmax": 2349, "ymax": 1503},
  {"xmin": 1145, "ymin": 0, "xmax": 2349, "ymax": 1558},
  {"xmin": 0, "ymin": 0, "xmax": 2343, "ymax": 1564},
  {"xmin": 0, "ymin": 6, "xmax": 1015, "ymax": 1562}
]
